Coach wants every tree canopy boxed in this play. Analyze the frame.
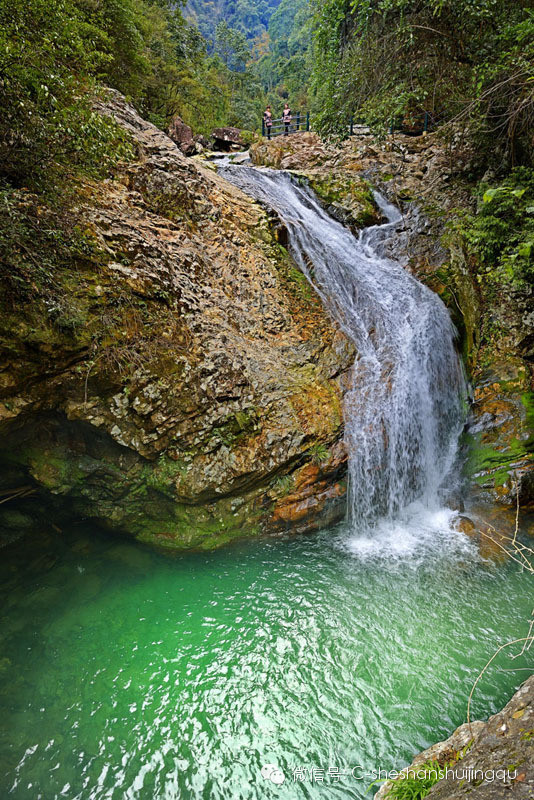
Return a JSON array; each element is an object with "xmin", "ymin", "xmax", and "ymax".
[{"xmin": 309, "ymin": 0, "xmax": 534, "ymax": 165}]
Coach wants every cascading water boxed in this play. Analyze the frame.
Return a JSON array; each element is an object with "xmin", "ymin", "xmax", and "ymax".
[{"xmin": 220, "ymin": 164, "xmax": 467, "ymax": 533}]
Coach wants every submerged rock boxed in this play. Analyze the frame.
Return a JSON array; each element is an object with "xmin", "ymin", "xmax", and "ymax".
[
  {"xmin": 0, "ymin": 91, "xmax": 354, "ymax": 550},
  {"xmin": 453, "ymin": 512, "xmax": 517, "ymax": 563}
]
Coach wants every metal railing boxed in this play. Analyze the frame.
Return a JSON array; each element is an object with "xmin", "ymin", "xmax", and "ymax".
[
  {"xmin": 261, "ymin": 111, "xmax": 437, "ymax": 138},
  {"xmin": 262, "ymin": 111, "xmax": 310, "ymax": 138}
]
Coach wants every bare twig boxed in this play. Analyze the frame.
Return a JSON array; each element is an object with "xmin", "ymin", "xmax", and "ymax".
[
  {"xmin": 467, "ymin": 637, "xmax": 534, "ymax": 724},
  {"xmin": 512, "ymin": 475, "xmax": 520, "ymax": 547},
  {"xmin": 466, "ymin": 485, "xmax": 533, "ymax": 725},
  {"xmin": 519, "ymin": 613, "xmax": 534, "ymax": 657}
]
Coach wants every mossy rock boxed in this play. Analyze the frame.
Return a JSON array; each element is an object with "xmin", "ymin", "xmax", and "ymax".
[{"xmin": 301, "ymin": 172, "xmax": 381, "ymax": 231}]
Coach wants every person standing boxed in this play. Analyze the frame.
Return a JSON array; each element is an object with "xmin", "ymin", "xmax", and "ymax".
[
  {"xmin": 282, "ymin": 103, "xmax": 292, "ymax": 135},
  {"xmin": 263, "ymin": 106, "xmax": 273, "ymax": 140}
]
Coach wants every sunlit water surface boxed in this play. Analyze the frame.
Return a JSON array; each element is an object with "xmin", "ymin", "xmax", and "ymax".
[{"xmin": 0, "ymin": 519, "xmax": 531, "ymax": 799}]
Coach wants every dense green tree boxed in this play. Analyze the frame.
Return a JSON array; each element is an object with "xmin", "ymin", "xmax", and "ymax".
[
  {"xmin": 215, "ymin": 20, "xmax": 250, "ymax": 69},
  {"xmin": 254, "ymin": 0, "xmax": 312, "ymax": 108},
  {"xmin": 185, "ymin": 0, "xmax": 281, "ymax": 43},
  {"xmin": 0, "ymin": 0, "xmax": 278, "ymax": 194},
  {"xmin": 310, "ymin": 0, "xmax": 534, "ymax": 165},
  {"xmin": 0, "ymin": 0, "xmax": 129, "ymax": 187}
]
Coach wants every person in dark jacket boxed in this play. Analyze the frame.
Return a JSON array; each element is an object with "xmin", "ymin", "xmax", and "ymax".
[
  {"xmin": 282, "ymin": 103, "xmax": 292, "ymax": 135},
  {"xmin": 263, "ymin": 106, "xmax": 273, "ymax": 139}
]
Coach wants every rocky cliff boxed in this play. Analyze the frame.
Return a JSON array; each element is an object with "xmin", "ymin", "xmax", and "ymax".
[
  {"xmin": 0, "ymin": 94, "xmax": 355, "ymax": 550},
  {"xmin": 250, "ymin": 133, "xmax": 534, "ymax": 525}
]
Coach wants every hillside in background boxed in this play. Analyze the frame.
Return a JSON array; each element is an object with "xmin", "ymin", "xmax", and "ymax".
[
  {"xmin": 185, "ymin": 0, "xmax": 312, "ymax": 111},
  {"xmin": 185, "ymin": 0, "xmax": 282, "ymax": 42},
  {"xmin": 254, "ymin": 0, "xmax": 311, "ymax": 108}
]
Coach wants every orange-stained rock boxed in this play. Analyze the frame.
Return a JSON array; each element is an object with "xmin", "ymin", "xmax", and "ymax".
[
  {"xmin": 453, "ymin": 515, "xmax": 477, "ymax": 537},
  {"xmin": 272, "ymin": 482, "xmax": 346, "ymax": 525},
  {"xmin": 293, "ymin": 463, "xmax": 320, "ymax": 492}
]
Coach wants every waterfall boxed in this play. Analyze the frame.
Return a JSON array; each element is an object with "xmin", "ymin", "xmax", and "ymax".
[{"xmin": 220, "ymin": 164, "xmax": 466, "ymax": 531}]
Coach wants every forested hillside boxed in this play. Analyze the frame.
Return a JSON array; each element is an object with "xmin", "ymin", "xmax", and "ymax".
[
  {"xmin": 255, "ymin": 0, "xmax": 311, "ymax": 107},
  {"xmin": 184, "ymin": 0, "xmax": 312, "ymax": 110},
  {"xmin": 3, "ymin": 0, "xmax": 533, "ymax": 268},
  {"xmin": 185, "ymin": 0, "xmax": 281, "ymax": 42}
]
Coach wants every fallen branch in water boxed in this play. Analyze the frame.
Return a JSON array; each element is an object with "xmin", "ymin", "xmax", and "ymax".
[{"xmin": 0, "ymin": 486, "xmax": 36, "ymax": 505}]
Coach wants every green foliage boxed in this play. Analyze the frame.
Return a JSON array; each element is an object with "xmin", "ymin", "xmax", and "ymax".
[
  {"xmin": 309, "ymin": 0, "xmax": 351, "ymax": 136},
  {"xmin": 255, "ymin": 0, "xmax": 312, "ymax": 108},
  {"xmin": 454, "ymin": 168, "xmax": 534, "ymax": 289},
  {"xmin": 187, "ymin": 0, "xmax": 313, "ymax": 115},
  {"xmin": 145, "ymin": 454, "xmax": 187, "ymax": 493},
  {"xmin": 379, "ymin": 760, "xmax": 450, "ymax": 800},
  {"xmin": 272, "ymin": 474, "xmax": 294, "ymax": 496},
  {"xmin": 186, "ymin": 0, "xmax": 281, "ymax": 43},
  {"xmin": 0, "ymin": 0, "xmax": 132, "ymax": 187},
  {"xmin": 215, "ymin": 21, "xmax": 250, "ymax": 70},
  {"xmin": 0, "ymin": 187, "xmax": 107, "ymax": 300},
  {"xmin": 309, "ymin": 0, "xmax": 534, "ymax": 158},
  {"xmin": 0, "ymin": 0, "xmax": 275, "ymax": 192},
  {"xmin": 308, "ymin": 442, "xmax": 329, "ymax": 464},
  {"xmin": 285, "ymin": 265, "xmax": 313, "ymax": 300}
]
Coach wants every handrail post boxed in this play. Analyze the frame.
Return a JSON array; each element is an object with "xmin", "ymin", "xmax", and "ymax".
[
  {"xmin": 296, "ymin": 111, "xmax": 301, "ymax": 131},
  {"xmin": 262, "ymin": 118, "xmax": 265, "ymax": 137},
  {"xmin": 350, "ymin": 115, "xmax": 354, "ymax": 136},
  {"xmin": 306, "ymin": 111, "xmax": 310, "ymax": 131},
  {"xmin": 423, "ymin": 111, "xmax": 429, "ymax": 136},
  {"xmin": 389, "ymin": 119, "xmax": 394, "ymax": 134}
]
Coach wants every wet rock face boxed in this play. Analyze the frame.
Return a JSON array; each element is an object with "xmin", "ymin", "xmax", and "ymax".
[
  {"xmin": 251, "ymin": 133, "xmax": 533, "ymax": 511},
  {"xmin": 251, "ymin": 135, "xmax": 382, "ymax": 233},
  {"xmin": 270, "ymin": 440, "xmax": 348, "ymax": 533},
  {"xmin": 0, "ymin": 90, "xmax": 355, "ymax": 550},
  {"xmin": 466, "ymin": 359, "xmax": 533, "ymax": 509}
]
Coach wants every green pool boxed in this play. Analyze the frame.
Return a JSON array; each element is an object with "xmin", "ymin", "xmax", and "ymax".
[{"xmin": 0, "ymin": 507, "xmax": 531, "ymax": 799}]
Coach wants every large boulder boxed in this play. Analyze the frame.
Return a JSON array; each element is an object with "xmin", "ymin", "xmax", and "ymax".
[
  {"xmin": 193, "ymin": 133, "xmax": 210, "ymax": 151},
  {"xmin": 167, "ymin": 115, "xmax": 196, "ymax": 156},
  {"xmin": 0, "ymin": 90, "xmax": 355, "ymax": 551},
  {"xmin": 211, "ymin": 126, "xmax": 247, "ymax": 151},
  {"xmin": 250, "ymin": 132, "xmax": 330, "ymax": 170}
]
